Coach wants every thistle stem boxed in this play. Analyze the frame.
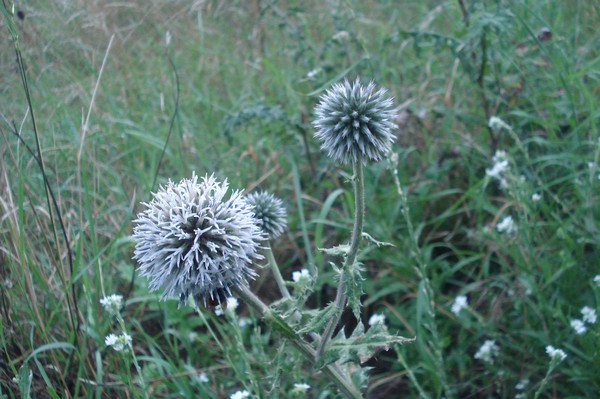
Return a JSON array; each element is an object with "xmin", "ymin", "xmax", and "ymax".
[
  {"xmin": 316, "ymin": 155, "xmax": 365, "ymax": 360},
  {"xmin": 232, "ymin": 285, "xmax": 363, "ymax": 399},
  {"xmin": 265, "ymin": 243, "xmax": 292, "ymax": 299}
]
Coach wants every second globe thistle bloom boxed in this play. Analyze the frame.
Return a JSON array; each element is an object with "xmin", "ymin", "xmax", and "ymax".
[
  {"xmin": 132, "ymin": 173, "xmax": 264, "ymax": 305},
  {"xmin": 313, "ymin": 78, "xmax": 397, "ymax": 164},
  {"xmin": 245, "ymin": 191, "xmax": 287, "ymax": 240}
]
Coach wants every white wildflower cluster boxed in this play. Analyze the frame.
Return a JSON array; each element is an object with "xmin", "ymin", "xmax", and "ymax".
[
  {"xmin": 570, "ymin": 306, "xmax": 597, "ymax": 335},
  {"xmin": 292, "ymin": 269, "xmax": 310, "ymax": 283},
  {"xmin": 215, "ymin": 297, "xmax": 239, "ymax": 316},
  {"xmin": 230, "ymin": 390, "xmax": 250, "ymax": 399},
  {"xmin": 100, "ymin": 294, "xmax": 123, "ymax": 315},
  {"xmin": 496, "ymin": 215, "xmax": 516, "ymax": 234},
  {"xmin": 306, "ymin": 68, "xmax": 322, "ymax": 79},
  {"xmin": 474, "ymin": 339, "xmax": 499, "ymax": 364},
  {"xmin": 368, "ymin": 313, "xmax": 386, "ymax": 326},
  {"xmin": 238, "ymin": 317, "xmax": 251, "ymax": 328},
  {"xmin": 292, "ymin": 382, "xmax": 311, "ymax": 393},
  {"xmin": 486, "ymin": 150, "xmax": 510, "ymax": 188},
  {"xmin": 515, "ymin": 378, "xmax": 529, "ymax": 391},
  {"xmin": 488, "ymin": 116, "xmax": 511, "ymax": 132},
  {"xmin": 105, "ymin": 333, "xmax": 132, "ymax": 352},
  {"xmin": 545, "ymin": 345, "xmax": 567, "ymax": 362},
  {"xmin": 451, "ymin": 295, "xmax": 468, "ymax": 316},
  {"xmin": 531, "ymin": 193, "xmax": 542, "ymax": 202},
  {"xmin": 594, "ymin": 275, "xmax": 600, "ymax": 286}
]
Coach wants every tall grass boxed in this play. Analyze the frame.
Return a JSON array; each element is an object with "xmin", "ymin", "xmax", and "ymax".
[{"xmin": 1, "ymin": 1, "xmax": 599, "ymax": 398}]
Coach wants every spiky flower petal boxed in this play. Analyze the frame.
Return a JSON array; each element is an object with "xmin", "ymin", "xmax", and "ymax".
[
  {"xmin": 132, "ymin": 173, "xmax": 264, "ymax": 305},
  {"xmin": 313, "ymin": 78, "xmax": 397, "ymax": 164},
  {"xmin": 245, "ymin": 191, "xmax": 287, "ymax": 240}
]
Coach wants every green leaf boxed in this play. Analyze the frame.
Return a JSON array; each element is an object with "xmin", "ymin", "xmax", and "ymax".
[
  {"xmin": 361, "ymin": 232, "xmax": 396, "ymax": 248},
  {"xmin": 316, "ymin": 322, "xmax": 414, "ymax": 369},
  {"xmin": 297, "ymin": 303, "xmax": 340, "ymax": 335},
  {"xmin": 18, "ymin": 365, "xmax": 32, "ymax": 399},
  {"xmin": 344, "ymin": 261, "xmax": 365, "ymax": 320},
  {"xmin": 319, "ymin": 244, "xmax": 350, "ymax": 257}
]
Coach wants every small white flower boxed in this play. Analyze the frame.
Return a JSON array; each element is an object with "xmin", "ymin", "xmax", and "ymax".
[
  {"xmin": 238, "ymin": 317, "xmax": 251, "ymax": 328},
  {"xmin": 230, "ymin": 390, "xmax": 250, "ymax": 399},
  {"xmin": 368, "ymin": 313, "xmax": 386, "ymax": 326},
  {"xmin": 215, "ymin": 297, "xmax": 240, "ymax": 316},
  {"xmin": 486, "ymin": 160, "xmax": 509, "ymax": 178},
  {"xmin": 594, "ymin": 275, "xmax": 600, "ymax": 286},
  {"xmin": 515, "ymin": 378, "xmax": 529, "ymax": 390},
  {"xmin": 545, "ymin": 345, "xmax": 567, "ymax": 361},
  {"xmin": 332, "ymin": 30, "xmax": 350, "ymax": 42},
  {"xmin": 105, "ymin": 333, "xmax": 132, "ymax": 352},
  {"xmin": 292, "ymin": 269, "xmax": 310, "ymax": 283},
  {"xmin": 451, "ymin": 295, "xmax": 468, "ymax": 316},
  {"xmin": 100, "ymin": 294, "xmax": 123, "ymax": 315},
  {"xmin": 581, "ymin": 306, "xmax": 597, "ymax": 324},
  {"xmin": 496, "ymin": 216, "xmax": 515, "ymax": 234},
  {"xmin": 292, "ymin": 382, "xmax": 311, "ymax": 392},
  {"xmin": 198, "ymin": 372, "xmax": 209, "ymax": 383},
  {"xmin": 531, "ymin": 193, "xmax": 541, "ymax": 202},
  {"xmin": 307, "ymin": 68, "xmax": 322, "ymax": 79},
  {"xmin": 105, "ymin": 334, "xmax": 118, "ymax": 346},
  {"xmin": 570, "ymin": 319, "xmax": 587, "ymax": 335},
  {"xmin": 474, "ymin": 339, "xmax": 499, "ymax": 364},
  {"xmin": 488, "ymin": 116, "xmax": 511, "ymax": 132},
  {"xmin": 226, "ymin": 297, "xmax": 239, "ymax": 311}
]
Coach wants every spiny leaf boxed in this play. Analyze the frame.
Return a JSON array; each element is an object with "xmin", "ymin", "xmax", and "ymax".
[
  {"xmin": 297, "ymin": 303, "xmax": 340, "ymax": 335},
  {"xmin": 344, "ymin": 261, "xmax": 365, "ymax": 320},
  {"xmin": 315, "ymin": 322, "xmax": 414, "ymax": 369},
  {"xmin": 319, "ymin": 244, "xmax": 350, "ymax": 257},
  {"xmin": 361, "ymin": 232, "xmax": 396, "ymax": 247}
]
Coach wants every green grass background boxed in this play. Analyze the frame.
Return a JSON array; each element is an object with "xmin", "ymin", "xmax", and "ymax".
[{"xmin": 1, "ymin": 0, "xmax": 599, "ymax": 398}]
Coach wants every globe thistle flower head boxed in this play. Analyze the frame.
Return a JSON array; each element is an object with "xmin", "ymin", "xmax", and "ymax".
[
  {"xmin": 245, "ymin": 191, "xmax": 287, "ymax": 240},
  {"xmin": 132, "ymin": 173, "xmax": 264, "ymax": 306},
  {"xmin": 313, "ymin": 78, "xmax": 397, "ymax": 164}
]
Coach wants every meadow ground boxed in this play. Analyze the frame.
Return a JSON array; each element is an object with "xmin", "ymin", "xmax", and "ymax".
[{"xmin": 0, "ymin": 1, "xmax": 599, "ymax": 398}]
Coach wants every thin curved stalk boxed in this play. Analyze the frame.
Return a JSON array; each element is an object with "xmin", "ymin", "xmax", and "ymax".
[
  {"xmin": 265, "ymin": 243, "xmax": 291, "ymax": 299},
  {"xmin": 316, "ymin": 155, "xmax": 365, "ymax": 360}
]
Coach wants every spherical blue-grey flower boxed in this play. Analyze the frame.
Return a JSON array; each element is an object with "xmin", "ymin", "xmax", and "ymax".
[
  {"xmin": 246, "ymin": 191, "xmax": 287, "ymax": 240},
  {"xmin": 313, "ymin": 78, "xmax": 397, "ymax": 164},
  {"xmin": 132, "ymin": 173, "xmax": 264, "ymax": 305}
]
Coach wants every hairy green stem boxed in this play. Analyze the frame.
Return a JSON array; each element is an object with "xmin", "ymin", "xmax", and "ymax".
[
  {"xmin": 265, "ymin": 243, "xmax": 292, "ymax": 299},
  {"xmin": 316, "ymin": 155, "xmax": 365, "ymax": 360},
  {"xmin": 232, "ymin": 285, "xmax": 363, "ymax": 399}
]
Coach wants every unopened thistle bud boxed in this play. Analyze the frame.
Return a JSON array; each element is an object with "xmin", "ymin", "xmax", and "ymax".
[
  {"xmin": 246, "ymin": 191, "xmax": 287, "ymax": 240},
  {"xmin": 313, "ymin": 78, "xmax": 397, "ymax": 164},
  {"xmin": 132, "ymin": 173, "xmax": 264, "ymax": 305}
]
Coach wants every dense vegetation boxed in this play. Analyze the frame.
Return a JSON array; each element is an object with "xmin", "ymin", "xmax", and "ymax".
[{"xmin": 1, "ymin": 1, "xmax": 598, "ymax": 398}]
